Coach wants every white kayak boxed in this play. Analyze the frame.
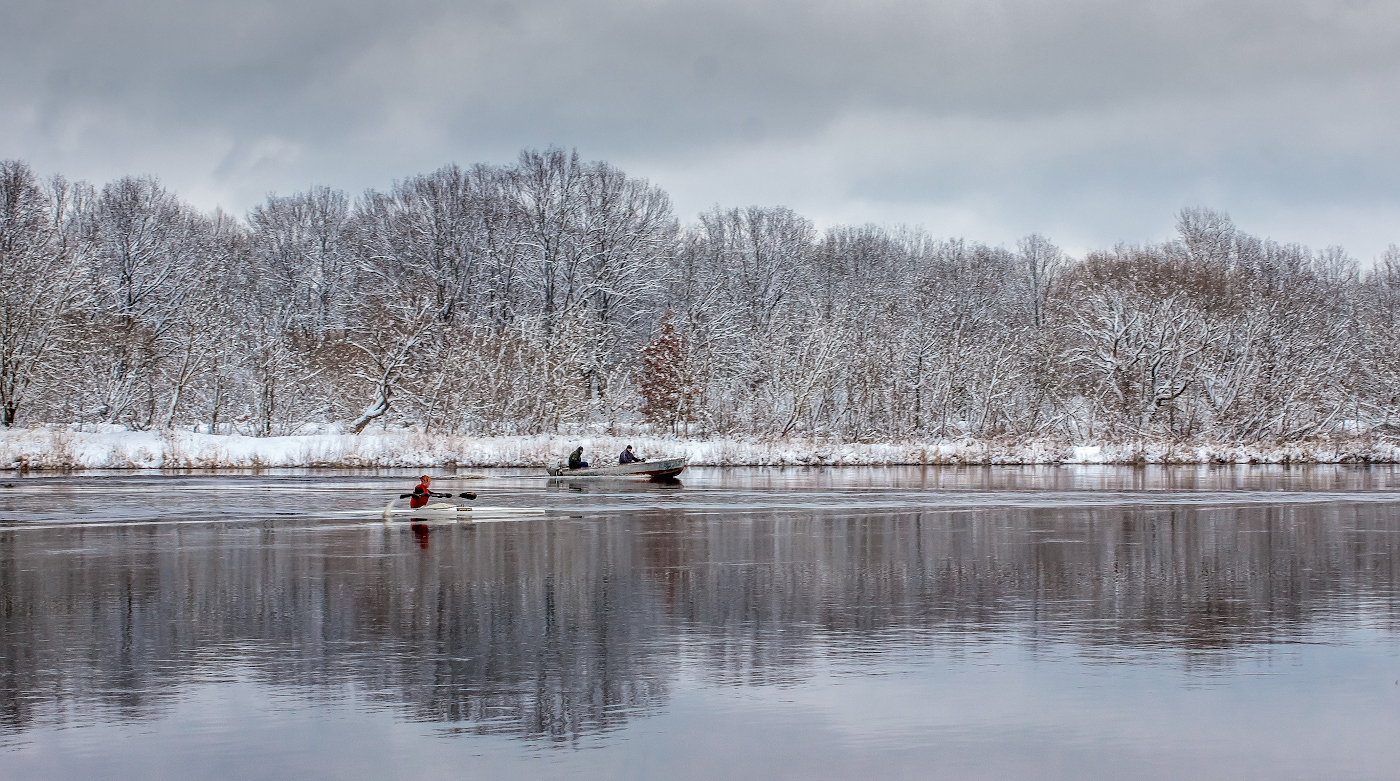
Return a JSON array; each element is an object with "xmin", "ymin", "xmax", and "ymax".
[
  {"xmin": 382, "ymin": 500, "xmax": 471, "ymax": 517},
  {"xmin": 381, "ymin": 499, "xmax": 547, "ymax": 520}
]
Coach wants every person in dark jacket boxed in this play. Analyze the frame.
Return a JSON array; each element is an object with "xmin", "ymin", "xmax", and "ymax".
[
  {"xmin": 568, "ymin": 447, "xmax": 589, "ymax": 469},
  {"xmin": 619, "ymin": 445, "xmax": 645, "ymax": 464}
]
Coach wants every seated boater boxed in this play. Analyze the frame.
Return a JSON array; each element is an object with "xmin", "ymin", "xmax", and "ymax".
[
  {"xmin": 619, "ymin": 445, "xmax": 645, "ymax": 464},
  {"xmin": 387, "ymin": 477, "xmax": 474, "ymax": 517},
  {"xmin": 568, "ymin": 447, "xmax": 589, "ymax": 469},
  {"xmin": 406, "ymin": 475, "xmax": 450, "ymax": 508}
]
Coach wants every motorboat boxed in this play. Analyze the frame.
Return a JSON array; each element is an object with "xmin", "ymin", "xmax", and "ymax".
[{"xmin": 545, "ymin": 456, "xmax": 686, "ymax": 479}]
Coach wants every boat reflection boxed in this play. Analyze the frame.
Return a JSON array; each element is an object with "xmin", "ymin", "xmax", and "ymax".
[{"xmin": 547, "ymin": 478, "xmax": 684, "ymax": 494}]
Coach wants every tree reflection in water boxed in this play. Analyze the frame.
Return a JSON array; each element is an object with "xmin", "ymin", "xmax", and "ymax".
[{"xmin": 2, "ymin": 491, "xmax": 1398, "ymax": 743}]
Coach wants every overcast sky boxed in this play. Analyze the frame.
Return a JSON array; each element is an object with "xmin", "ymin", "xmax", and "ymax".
[{"xmin": 2, "ymin": 0, "xmax": 1398, "ymax": 258}]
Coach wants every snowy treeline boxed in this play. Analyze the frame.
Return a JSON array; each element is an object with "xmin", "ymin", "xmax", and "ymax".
[{"xmin": 1, "ymin": 151, "xmax": 1397, "ymax": 446}]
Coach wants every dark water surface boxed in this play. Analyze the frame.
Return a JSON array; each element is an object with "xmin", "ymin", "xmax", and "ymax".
[{"xmin": 2, "ymin": 466, "xmax": 1399, "ymax": 780}]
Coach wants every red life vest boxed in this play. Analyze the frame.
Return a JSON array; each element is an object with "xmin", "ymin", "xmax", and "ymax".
[{"xmin": 409, "ymin": 483, "xmax": 431, "ymax": 508}]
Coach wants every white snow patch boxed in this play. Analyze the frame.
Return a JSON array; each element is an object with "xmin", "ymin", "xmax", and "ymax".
[
  {"xmin": 1070, "ymin": 446, "xmax": 1104, "ymax": 464},
  {"xmin": 1, "ymin": 426, "xmax": 1398, "ymax": 470}
]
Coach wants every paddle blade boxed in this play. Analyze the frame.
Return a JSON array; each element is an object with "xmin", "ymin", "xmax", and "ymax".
[{"xmin": 459, "ymin": 492, "xmax": 477, "ymax": 499}]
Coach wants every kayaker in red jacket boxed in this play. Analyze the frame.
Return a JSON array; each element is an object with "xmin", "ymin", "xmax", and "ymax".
[
  {"xmin": 408, "ymin": 475, "xmax": 447, "ymax": 508},
  {"xmin": 397, "ymin": 476, "xmax": 474, "ymax": 511}
]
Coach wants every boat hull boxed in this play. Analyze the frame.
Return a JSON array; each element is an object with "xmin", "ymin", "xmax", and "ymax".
[
  {"xmin": 382, "ymin": 500, "xmax": 471, "ymax": 517},
  {"xmin": 546, "ymin": 457, "xmax": 686, "ymax": 478}
]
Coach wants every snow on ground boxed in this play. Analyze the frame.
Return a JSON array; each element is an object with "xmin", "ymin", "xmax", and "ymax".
[{"xmin": 2, "ymin": 426, "xmax": 1399, "ymax": 470}]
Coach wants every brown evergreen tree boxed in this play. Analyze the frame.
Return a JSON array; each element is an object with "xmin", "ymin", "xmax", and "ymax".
[{"xmin": 638, "ymin": 313, "xmax": 693, "ymax": 433}]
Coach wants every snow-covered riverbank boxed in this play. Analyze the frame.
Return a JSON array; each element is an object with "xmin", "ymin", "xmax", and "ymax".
[{"xmin": 3, "ymin": 427, "xmax": 1399, "ymax": 470}]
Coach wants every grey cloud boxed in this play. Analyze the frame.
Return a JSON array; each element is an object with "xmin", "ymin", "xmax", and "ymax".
[{"xmin": 2, "ymin": 0, "xmax": 1398, "ymax": 255}]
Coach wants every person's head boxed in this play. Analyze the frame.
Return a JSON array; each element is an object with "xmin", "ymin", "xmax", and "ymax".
[
  {"xmin": 625, "ymin": 445, "xmax": 632, "ymax": 451},
  {"xmin": 574, "ymin": 446, "xmax": 583, "ymax": 454},
  {"xmin": 419, "ymin": 474, "xmax": 431, "ymax": 485}
]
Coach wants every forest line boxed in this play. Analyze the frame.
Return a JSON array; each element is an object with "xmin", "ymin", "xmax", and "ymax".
[{"xmin": 2, "ymin": 149, "xmax": 1397, "ymax": 447}]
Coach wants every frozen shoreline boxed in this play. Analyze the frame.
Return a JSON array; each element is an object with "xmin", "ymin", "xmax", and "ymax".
[{"xmin": 3, "ymin": 427, "xmax": 1399, "ymax": 470}]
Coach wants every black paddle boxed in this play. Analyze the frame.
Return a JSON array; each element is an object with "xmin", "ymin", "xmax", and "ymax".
[{"xmin": 397, "ymin": 492, "xmax": 476, "ymax": 499}]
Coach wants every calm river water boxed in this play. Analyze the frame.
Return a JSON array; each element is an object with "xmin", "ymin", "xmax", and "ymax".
[{"xmin": 2, "ymin": 466, "xmax": 1399, "ymax": 780}]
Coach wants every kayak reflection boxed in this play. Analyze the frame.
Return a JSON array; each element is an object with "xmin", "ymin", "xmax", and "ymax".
[{"xmin": 549, "ymin": 478, "xmax": 684, "ymax": 494}]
